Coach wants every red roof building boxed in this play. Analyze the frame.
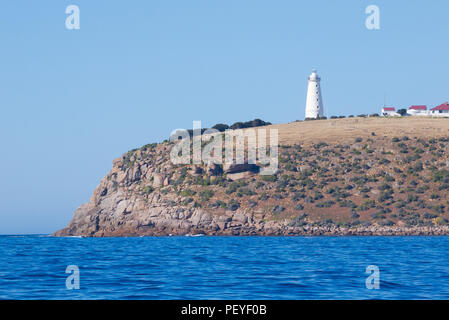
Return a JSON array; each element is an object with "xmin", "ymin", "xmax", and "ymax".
[
  {"xmin": 431, "ymin": 102, "xmax": 449, "ymax": 111},
  {"xmin": 409, "ymin": 105, "xmax": 427, "ymax": 110},
  {"xmin": 381, "ymin": 107, "xmax": 399, "ymax": 117}
]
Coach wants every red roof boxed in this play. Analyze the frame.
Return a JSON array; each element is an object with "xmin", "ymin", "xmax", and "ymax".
[
  {"xmin": 431, "ymin": 102, "xmax": 449, "ymax": 111},
  {"xmin": 383, "ymin": 107, "xmax": 395, "ymax": 111},
  {"xmin": 409, "ymin": 105, "xmax": 427, "ymax": 110}
]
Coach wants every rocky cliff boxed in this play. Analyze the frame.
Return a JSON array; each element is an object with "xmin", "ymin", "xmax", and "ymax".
[{"xmin": 55, "ymin": 117, "xmax": 449, "ymax": 237}]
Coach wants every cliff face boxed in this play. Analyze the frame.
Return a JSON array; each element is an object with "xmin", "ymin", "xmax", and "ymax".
[
  {"xmin": 53, "ymin": 142, "xmax": 286, "ymax": 237},
  {"xmin": 55, "ymin": 118, "xmax": 449, "ymax": 237}
]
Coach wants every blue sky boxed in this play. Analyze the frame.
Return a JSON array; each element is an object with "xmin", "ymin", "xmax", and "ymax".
[{"xmin": 0, "ymin": 1, "xmax": 448, "ymax": 234}]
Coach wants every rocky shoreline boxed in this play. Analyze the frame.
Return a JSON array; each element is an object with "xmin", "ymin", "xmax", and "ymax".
[
  {"xmin": 54, "ymin": 225, "xmax": 449, "ymax": 237},
  {"xmin": 53, "ymin": 204, "xmax": 449, "ymax": 237}
]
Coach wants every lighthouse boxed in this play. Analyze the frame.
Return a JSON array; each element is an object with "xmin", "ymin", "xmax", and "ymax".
[{"xmin": 305, "ymin": 69, "xmax": 324, "ymax": 119}]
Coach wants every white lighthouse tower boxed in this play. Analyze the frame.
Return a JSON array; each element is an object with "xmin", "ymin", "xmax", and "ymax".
[{"xmin": 305, "ymin": 69, "xmax": 324, "ymax": 119}]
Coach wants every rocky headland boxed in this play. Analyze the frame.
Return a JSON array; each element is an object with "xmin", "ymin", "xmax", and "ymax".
[{"xmin": 55, "ymin": 117, "xmax": 449, "ymax": 237}]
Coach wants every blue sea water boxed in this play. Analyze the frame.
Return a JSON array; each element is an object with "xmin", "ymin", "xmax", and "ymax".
[{"xmin": 0, "ymin": 235, "xmax": 449, "ymax": 300}]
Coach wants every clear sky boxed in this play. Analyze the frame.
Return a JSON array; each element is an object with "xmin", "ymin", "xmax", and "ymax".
[{"xmin": 0, "ymin": 1, "xmax": 448, "ymax": 234}]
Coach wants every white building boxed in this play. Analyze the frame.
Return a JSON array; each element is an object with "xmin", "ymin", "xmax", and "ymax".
[
  {"xmin": 305, "ymin": 69, "xmax": 324, "ymax": 119},
  {"xmin": 429, "ymin": 102, "xmax": 449, "ymax": 117},
  {"xmin": 380, "ymin": 103, "xmax": 449, "ymax": 117},
  {"xmin": 381, "ymin": 107, "xmax": 400, "ymax": 117},
  {"xmin": 407, "ymin": 105, "xmax": 427, "ymax": 116}
]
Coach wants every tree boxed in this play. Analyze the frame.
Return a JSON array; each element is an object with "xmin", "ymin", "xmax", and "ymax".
[
  {"xmin": 211, "ymin": 123, "xmax": 229, "ymax": 132},
  {"xmin": 397, "ymin": 109, "xmax": 407, "ymax": 116}
]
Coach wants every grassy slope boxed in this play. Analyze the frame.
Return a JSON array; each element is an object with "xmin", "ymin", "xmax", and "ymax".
[{"xmin": 272, "ymin": 117, "xmax": 449, "ymax": 145}]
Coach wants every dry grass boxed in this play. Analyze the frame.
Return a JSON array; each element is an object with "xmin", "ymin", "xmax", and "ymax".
[{"xmin": 263, "ymin": 117, "xmax": 449, "ymax": 145}]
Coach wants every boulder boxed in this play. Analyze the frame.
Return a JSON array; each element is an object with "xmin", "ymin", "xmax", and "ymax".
[
  {"xmin": 232, "ymin": 213, "xmax": 248, "ymax": 224},
  {"xmin": 153, "ymin": 173, "xmax": 164, "ymax": 188},
  {"xmin": 227, "ymin": 171, "xmax": 255, "ymax": 181}
]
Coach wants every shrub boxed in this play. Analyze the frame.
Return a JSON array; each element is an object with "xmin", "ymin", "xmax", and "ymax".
[
  {"xmin": 273, "ymin": 205, "xmax": 285, "ymax": 214},
  {"xmin": 261, "ymin": 175, "xmax": 277, "ymax": 182},
  {"xmin": 339, "ymin": 199, "xmax": 357, "ymax": 208},
  {"xmin": 325, "ymin": 187, "xmax": 335, "ymax": 194},
  {"xmin": 378, "ymin": 219, "xmax": 395, "ymax": 226},
  {"xmin": 227, "ymin": 199, "xmax": 240, "ymax": 211},
  {"xmin": 378, "ymin": 191, "xmax": 393, "ymax": 203},
  {"xmin": 315, "ymin": 200, "xmax": 335, "ymax": 208},
  {"xmin": 143, "ymin": 186, "xmax": 154, "ymax": 195},
  {"xmin": 238, "ymin": 188, "xmax": 256, "ymax": 196},
  {"xmin": 292, "ymin": 192, "xmax": 305, "ymax": 201},
  {"xmin": 209, "ymin": 200, "xmax": 227, "ymax": 209},
  {"xmin": 436, "ymin": 217, "xmax": 448, "ymax": 226},
  {"xmin": 255, "ymin": 181, "xmax": 265, "ymax": 189},
  {"xmin": 160, "ymin": 188, "xmax": 170, "ymax": 195},
  {"xmin": 371, "ymin": 212, "xmax": 386, "ymax": 219},
  {"xmin": 378, "ymin": 183, "xmax": 392, "ymax": 191},
  {"xmin": 351, "ymin": 211, "xmax": 360, "ymax": 219},
  {"xmin": 192, "ymin": 176, "xmax": 210, "ymax": 186},
  {"xmin": 359, "ymin": 199, "xmax": 376, "ymax": 211},
  {"xmin": 284, "ymin": 164, "xmax": 297, "ymax": 172},
  {"xmin": 289, "ymin": 214, "xmax": 308, "ymax": 227},
  {"xmin": 258, "ymin": 192, "xmax": 269, "ymax": 200},
  {"xmin": 141, "ymin": 143, "xmax": 158, "ymax": 152},
  {"xmin": 211, "ymin": 123, "xmax": 229, "ymax": 132},
  {"xmin": 423, "ymin": 212, "xmax": 438, "ymax": 219},
  {"xmin": 198, "ymin": 190, "xmax": 214, "ymax": 201},
  {"xmin": 407, "ymin": 162, "xmax": 423, "ymax": 174},
  {"xmin": 229, "ymin": 119, "xmax": 271, "ymax": 130},
  {"xmin": 432, "ymin": 169, "xmax": 449, "ymax": 183},
  {"xmin": 181, "ymin": 189, "xmax": 196, "ymax": 197}
]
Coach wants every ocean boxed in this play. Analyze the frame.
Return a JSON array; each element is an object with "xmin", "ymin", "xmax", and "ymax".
[{"xmin": 0, "ymin": 235, "xmax": 448, "ymax": 300}]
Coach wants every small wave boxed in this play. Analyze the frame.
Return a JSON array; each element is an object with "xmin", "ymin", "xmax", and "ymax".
[{"xmin": 60, "ymin": 235, "xmax": 84, "ymax": 238}]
